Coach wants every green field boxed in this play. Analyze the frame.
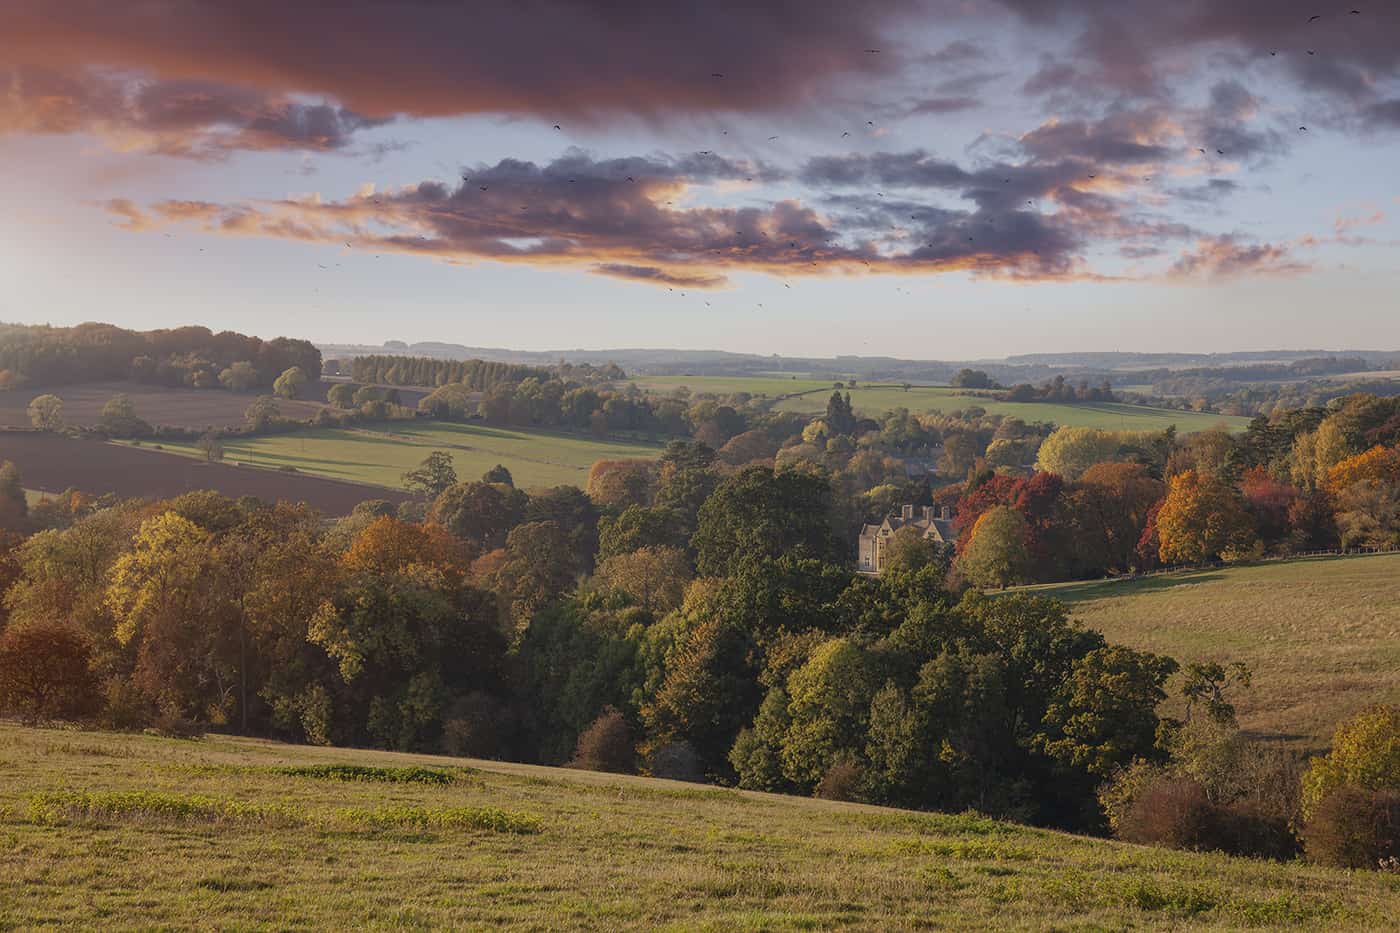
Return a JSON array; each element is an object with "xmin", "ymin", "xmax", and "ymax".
[
  {"xmin": 1025, "ymin": 554, "xmax": 1400, "ymax": 750},
  {"xmin": 141, "ymin": 422, "xmax": 663, "ymax": 492},
  {"xmin": 4, "ymin": 723, "xmax": 1397, "ymax": 930},
  {"xmin": 631, "ymin": 376, "xmax": 1249, "ymax": 432}
]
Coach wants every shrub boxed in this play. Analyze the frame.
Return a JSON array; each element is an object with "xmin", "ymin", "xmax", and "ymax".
[
  {"xmin": 1115, "ymin": 774, "xmax": 1298, "ymax": 859},
  {"xmin": 568, "ymin": 706, "xmax": 635, "ymax": 774},
  {"xmin": 815, "ymin": 757, "xmax": 864, "ymax": 802},
  {"xmin": 1302, "ymin": 786, "xmax": 1400, "ymax": 869}
]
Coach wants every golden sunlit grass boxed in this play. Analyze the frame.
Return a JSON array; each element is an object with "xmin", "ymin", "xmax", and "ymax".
[
  {"xmin": 1029, "ymin": 553, "xmax": 1400, "ymax": 750},
  {"xmin": 4, "ymin": 723, "xmax": 1400, "ymax": 930}
]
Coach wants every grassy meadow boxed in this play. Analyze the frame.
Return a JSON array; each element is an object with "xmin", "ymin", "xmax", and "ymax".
[
  {"xmin": 1027, "ymin": 554, "xmax": 1400, "ymax": 751},
  {"xmin": 5, "ymin": 723, "xmax": 1400, "ymax": 930},
  {"xmin": 137, "ymin": 422, "xmax": 663, "ymax": 492}
]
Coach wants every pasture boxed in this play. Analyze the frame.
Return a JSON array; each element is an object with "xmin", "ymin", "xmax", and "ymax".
[
  {"xmin": 3, "ymin": 723, "xmax": 1397, "ymax": 930},
  {"xmin": 147, "ymin": 421, "xmax": 664, "ymax": 491},
  {"xmin": 630, "ymin": 375, "xmax": 1250, "ymax": 432},
  {"xmin": 0, "ymin": 381, "xmax": 326, "ymax": 430},
  {"xmin": 1030, "ymin": 554, "xmax": 1400, "ymax": 751}
]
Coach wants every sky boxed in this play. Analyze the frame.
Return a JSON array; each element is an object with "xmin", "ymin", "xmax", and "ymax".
[{"xmin": 1, "ymin": 0, "xmax": 1398, "ymax": 360}]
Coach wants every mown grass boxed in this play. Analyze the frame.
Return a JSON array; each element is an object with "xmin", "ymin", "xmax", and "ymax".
[
  {"xmin": 3, "ymin": 723, "xmax": 1399, "ymax": 930},
  {"xmin": 137, "ymin": 421, "xmax": 663, "ymax": 491},
  {"xmin": 1028, "ymin": 553, "xmax": 1400, "ymax": 750}
]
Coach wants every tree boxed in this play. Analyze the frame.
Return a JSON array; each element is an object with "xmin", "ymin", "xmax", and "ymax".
[
  {"xmin": 586, "ymin": 459, "xmax": 654, "ymax": 510},
  {"xmin": 951, "ymin": 369, "xmax": 994, "ymax": 389},
  {"xmin": 218, "ymin": 360, "xmax": 260, "ymax": 392},
  {"xmin": 27, "ymin": 394, "xmax": 64, "ymax": 431},
  {"xmin": 197, "ymin": 430, "xmax": 224, "ymax": 463},
  {"xmin": 0, "ymin": 460, "xmax": 26, "ymax": 531},
  {"xmin": 244, "ymin": 395, "xmax": 280, "ymax": 431},
  {"xmin": 327, "ymin": 383, "xmax": 358, "ymax": 409},
  {"xmin": 957, "ymin": 506, "xmax": 1030, "ymax": 589},
  {"xmin": 1035, "ymin": 427, "xmax": 1126, "ymax": 480},
  {"xmin": 482, "ymin": 464, "xmax": 514, "ymax": 486},
  {"xmin": 1071, "ymin": 462, "xmax": 1164, "ymax": 572},
  {"xmin": 402, "ymin": 451, "xmax": 459, "ymax": 499},
  {"xmin": 98, "ymin": 393, "xmax": 150, "ymax": 437},
  {"xmin": 692, "ymin": 466, "xmax": 842, "ymax": 577},
  {"xmin": 431, "ymin": 481, "xmax": 526, "ymax": 550},
  {"xmin": 1300, "ymin": 705, "xmax": 1400, "ymax": 821},
  {"xmin": 1155, "ymin": 469, "xmax": 1257, "ymax": 565},
  {"xmin": 596, "ymin": 545, "xmax": 691, "ymax": 613},
  {"xmin": 597, "ymin": 505, "xmax": 683, "ymax": 559},
  {"xmin": 1325, "ymin": 445, "xmax": 1400, "ymax": 497},
  {"xmin": 0, "ymin": 620, "xmax": 98, "ymax": 724},
  {"xmin": 273, "ymin": 366, "xmax": 309, "ymax": 399}
]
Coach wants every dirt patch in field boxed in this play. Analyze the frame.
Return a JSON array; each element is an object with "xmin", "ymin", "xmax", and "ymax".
[
  {"xmin": 0, "ymin": 430, "xmax": 411, "ymax": 516},
  {"xmin": 0, "ymin": 382, "xmax": 328, "ymax": 430}
]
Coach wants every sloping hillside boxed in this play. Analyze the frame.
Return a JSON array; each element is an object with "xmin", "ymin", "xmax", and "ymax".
[{"xmin": 2, "ymin": 723, "xmax": 1396, "ymax": 930}]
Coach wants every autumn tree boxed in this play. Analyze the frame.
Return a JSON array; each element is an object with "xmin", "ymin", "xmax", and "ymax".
[
  {"xmin": 327, "ymin": 383, "xmax": 358, "ymax": 409},
  {"xmin": 483, "ymin": 464, "xmax": 514, "ymax": 486},
  {"xmin": 596, "ymin": 545, "xmax": 691, "ymax": 614},
  {"xmin": 27, "ymin": 394, "xmax": 64, "ymax": 431},
  {"xmin": 1071, "ymin": 462, "xmax": 1164, "ymax": 572},
  {"xmin": 1035, "ymin": 427, "xmax": 1127, "ymax": 480},
  {"xmin": 431, "ymin": 481, "xmax": 527, "ymax": 550},
  {"xmin": 98, "ymin": 393, "xmax": 150, "ymax": 437},
  {"xmin": 586, "ymin": 459, "xmax": 654, "ymax": 510},
  {"xmin": 244, "ymin": 395, "xmax": 280, "ymax": 431},
  {"xmin": 692, "ymin": 466, "xmax": 842, "ymax": 577},
  {"xmin": 1155, "ymin": 469, "xmax": 1257, "ymax": 565}
]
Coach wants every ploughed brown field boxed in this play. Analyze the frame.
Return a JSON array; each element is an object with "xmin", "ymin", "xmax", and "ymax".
[
  {"xmin": 0, "ymin": 431, "xmax": 410, "ymax": 516},
  {"xmin": 0, "ymin": 381, "xmax": 328, "ymax": 430}
]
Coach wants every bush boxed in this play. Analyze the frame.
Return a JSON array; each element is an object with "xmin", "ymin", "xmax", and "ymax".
[
  {"xmin": 1301, "ymin": 705, "xmax": 1400, "ymax": 821},
  {"xmin": 814, "ymin": 757, "xmax": 864, "ymax": 802},
  {"xmin": 1302, "ymin": 786, "xmax": 1400, "ymax": 869},
  {"xmin": 1116, "ymin": 775, "xmax": 1297, "ymax": 859},
  {"xmin": 567, "ymin": 706, "xmax": 635, "ymax": 774},
  {"xmin": 0, "ymin": 620, "xmax": 99, "ymax": 724}
]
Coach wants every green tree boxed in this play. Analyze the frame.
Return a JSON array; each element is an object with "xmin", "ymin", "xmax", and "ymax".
[
  {"xmin": 1301, "ymin": 705, "xmax": 1400, "ymax": 820},
  {"xmin": 692, "ymin": 466, "xmax": 841, "ymax": 577},
  {"xmin": 217, "ymin": 360, "xmax": 260, "ymax": 392},
  {"xmin": 1035, "ymin": 427, "xmax": 1125, "ymax": 480},
  {"xmin": 273, "ymin": 366, "xmax": 309, "ymax": 399},
  {"xmin": 0, "ymin": 460, "xmax": 26, "ymax": 531},
  {"xmin": 327, "ymin": 383, "xmax": 359, "ymax": 409},
  {"xmin": 597, "ymin": 505, "xmax": 684, "ymax": 560},
  {"xmin": 27, "ymin": 394, "xmax": 64, "ymax": 431},
  {"xmin": 402, "ymin": 451, "xmax": 459, "ymax": 499},
  {"xmin": 431, "ymin": 481, "xmax": 527, "ymax": 550},
  {"xmin": 780, "ymin": 638, "xmax": 878, "ymax": 788},
  {"xmin": 244, "ymin": 395, "xmax": 280, "ymax": 431},
  {"xmin": 98, "ymin": 393, "xmax": 150, "ymax": 437},
  {"xmin": 957, "ymin": 506, "xmax": 1030, "ymax": 589},
  {"xmin": 483, "ymin": 464, "xmax": 514, "ymax": 486}
]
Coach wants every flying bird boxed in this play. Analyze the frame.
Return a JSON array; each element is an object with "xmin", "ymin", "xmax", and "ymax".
[
  {"xmin": 1307, "ymin": 49, "xmax": 1316, "ymax": 55},
  {"xmin": 626, "ymin": 176, "xmax": 635, "ymax": 182},
  {"xmin": 711, "ymin": 72, "xmax": 724, "ymax": 78},
  {"xmin": 1217, "ymin": 149, "xmax": 1225, "ymax": 155},
  {"xmin": 864, "ymin": 49, "xmax": 881, "ymax": 53},
  {"xmin": 480, "ymin": 186, "xmax": 488, "ymax": 191},
  {"xmin": 1308, "ymin": 14, "xmax": 1321, "ymax": 22},
  {"xmin": 842, "ymin": 131, "xmax": 851, "ymax": 138},
  {"xmin": 768, "ymin": 136, "xmax": 779, "ymax": 140},
  {"xmin": 553, "ymin": 124, "xmax": 561, "ymax": 131},
  {"xmin": 1299, "ymin": 125, "xmax": 1308, "ymax": 131}
]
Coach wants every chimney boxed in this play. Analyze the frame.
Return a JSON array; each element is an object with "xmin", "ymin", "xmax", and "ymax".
[
  {"xmin": 901, "ymin": 504, "xmax": 914, "ymax": 520},
  {"xmin": 922, "ymin": 506, "xmax": 935, "ymax": 522},
  {"xmin": 940, "ymin": 506, "xmax": 951, "ymax": 521}
]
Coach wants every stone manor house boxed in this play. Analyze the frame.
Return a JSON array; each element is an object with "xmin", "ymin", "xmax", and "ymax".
[{"xmin": 857, "ymin": 504, "xmax": 955, "ymax": 575}]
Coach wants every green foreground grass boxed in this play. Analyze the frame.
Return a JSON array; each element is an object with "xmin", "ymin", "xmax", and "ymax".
[
  {"xmin": 1026, "ymin": 554, "xmax": 1400, "ymax": 750},
  {"xmin": 4, "ymin": 724, "xmax": 1399, "ymax": 930},
  {"xmin": 136, "ymin": 422, "xmax": 664, "ymax": 492}
]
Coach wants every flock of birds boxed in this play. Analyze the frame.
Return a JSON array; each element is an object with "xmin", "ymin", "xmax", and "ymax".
[{"xmin": 164, "ymin": 10, "xmax": 1368, "ymax": 314}]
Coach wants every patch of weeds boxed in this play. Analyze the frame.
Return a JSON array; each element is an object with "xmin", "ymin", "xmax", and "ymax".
[
  {"xmin": 1229, "ymin": 894, "xmax": 1338, "ymax": 927},
  {"xmin": 195, "ymin": 877, "xmax": 275, "ymax": 893},
  {"xmin": 887, "ymin": 836, "xmax": 1034, "ymax": 861},
  {"xmin": 331, "ymin": 805, "xmax": 542, "ymax": 834},
  {"xmin": 40, "ymin": 742, "xmax": 134, "ymax": 759},
  {"xmin": 920, "ymin": 865, "xmax": 965, "ymax": 892},
  {"xmin": 1119, "ymin": 877, "xmax": 1219, "ymax": 916},
  {"xmin": 27, "ymin": 790, "xmax": 303, "ymax": 827},
  {"xmin": 272, "ymin": 763, "xmax": 474, "ymax": 785}
]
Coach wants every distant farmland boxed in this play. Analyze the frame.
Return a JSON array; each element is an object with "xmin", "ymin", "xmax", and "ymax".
[
  {"xmin": 0, "ymin": 381, "xmax": 326, "ymax": 430},
  {"xmin": 145, "ymin": 421, "xmax": 665, "ymax": 491},
  {"xmin": 0, "ymin": 431, "xmax": 408, "ymax": 515},
  {"xmin": 1027, "ymin": 554, "xmax": 1400, "ymax": 750},
  {"xmin": 632, "ymin": 375, "xmax": 1249, "ymax": 432}
]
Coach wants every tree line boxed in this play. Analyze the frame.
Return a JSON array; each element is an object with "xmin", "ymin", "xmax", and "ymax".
[{"xmin": 0, "ymin": 322, "xmax": 320, "ymax": 393}]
